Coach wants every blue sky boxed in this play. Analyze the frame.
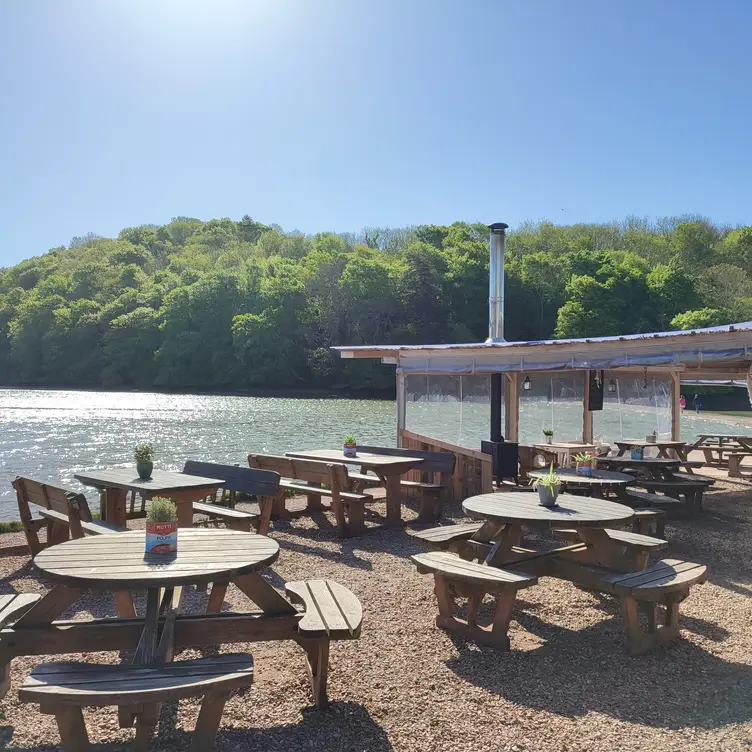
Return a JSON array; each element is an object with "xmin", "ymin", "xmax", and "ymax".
[{"xmin": 0, "ymin": 0, "xmax": 750, "ymax": 265}]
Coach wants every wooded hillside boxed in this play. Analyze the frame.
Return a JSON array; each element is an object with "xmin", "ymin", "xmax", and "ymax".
[{"xmin": 1, "ymin": 216, "xmax": 750, "ymax": 392}]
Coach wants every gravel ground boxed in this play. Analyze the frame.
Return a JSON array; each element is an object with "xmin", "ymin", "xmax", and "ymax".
[{"xmin": 0, "ymin": 478, "xmax": 751, "ymax": 752}]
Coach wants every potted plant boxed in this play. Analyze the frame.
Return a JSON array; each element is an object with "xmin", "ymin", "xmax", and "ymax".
[
  {"xmin": 343, "ymin": 435, "xmax": 357, "ymax": 458},
  {"xmin": 134, "ymin": 443, "xmax": 154, "ymax": 480},
  {"xmin": 542, "ymin": 428, "xmax": 554, "ymax": 445},
  {"xmin": 532, "ymin": 463, "xmax": 561, "ymax": 507},
  {"xmin": 573, "ymin": 452, "xmax": 594, "ymax": 476},
  {"xmin": 630, "ymin": 445, "xmax": 644, "ymax": 460},
  {"xmin": 145, "ymin": 497, "xmax": 178, "ymax": 554}
]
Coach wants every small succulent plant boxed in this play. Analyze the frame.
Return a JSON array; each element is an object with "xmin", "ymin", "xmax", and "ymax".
[
  {"xmin": 146, "ymin": 497, "xmax": 177, "ymax": 523},
  {"xmin": 134, "ymin": 443, "xmax": 153, "ymax": 463}
]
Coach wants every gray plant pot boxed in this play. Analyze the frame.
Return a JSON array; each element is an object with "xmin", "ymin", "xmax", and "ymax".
[
  {"xmin": 537, "ymin": 485, "xmax": 560, "ymax": 507},
  {"xmin": 137, "ymin": 461, "xmax": 153, "ymax": 480}
]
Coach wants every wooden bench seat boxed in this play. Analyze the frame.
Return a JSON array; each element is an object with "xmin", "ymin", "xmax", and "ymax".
[
  {"xmin": 39, "ymin": 509, "xmax": 126, "ymax": 537},
  {"xmin": 249, "ymin": 454, "xmax": 369, "ymax": 537},
  {"xmin": 410, "ymin": 522, "xmax": 484, "ymax": 551},
  {"xmin": 728, "ymin": 452, "xmax": 752, "ymax": 478},
  {"xmin": 284, "ymin": 579, "xmax": 362, "ymax": 706},
  {"xmin": 554, "ymin": 528, "xmax": 667, "ymax": 568},
  {"xmin": 411, "ymin": 551, "xmax": 537, "ymax": 649},
  {"xmin": 19, "ymin": 653, "xmax": 254, "ymax": 751},
  {"xmin": 604, "ymin": 559, "xmax": 707, "ymax": 654},
  {"xmin": 192, "ymin": 501, "xmax": 259, "ymax": 532},
  {"xmin": 183, "ymin": 461, "xmax": 280, "ymax": 536},
  {"xmin": 626, "ymin": 490, "xmax": 684, "ymax": 508}
]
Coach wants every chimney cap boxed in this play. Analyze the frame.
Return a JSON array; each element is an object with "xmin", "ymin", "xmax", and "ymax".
[{"xmin": 488, "ymin": 222, "xmax": 509, "ymax": 232}]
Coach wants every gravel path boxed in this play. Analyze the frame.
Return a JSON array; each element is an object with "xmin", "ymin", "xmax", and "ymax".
[{"xmin": 0, "ymin": 479, "xmax": 751, "ymax": 751}]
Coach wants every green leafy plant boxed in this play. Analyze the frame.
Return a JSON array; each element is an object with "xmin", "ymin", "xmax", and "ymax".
[
  {"xmin": 573, "ymin": 452, "xmax": 593, "ymax": 463},
  {"xmin": 146, "ymin": 497, "xmax": 177, "ymax": 522},
  {"xmin": 134, "ymin": 443, "xmax": 153, "ymax": 463},
  {"xmin": 542, "ymin": 428, "xmax": 554, "ymax": 437},
  {"xmin": 531, "ymin": 464, "xmax": 561, "ymax": 490},
  {"xmin": 343, "ymin": 435, "xmax": 356, "ymax": 444}
]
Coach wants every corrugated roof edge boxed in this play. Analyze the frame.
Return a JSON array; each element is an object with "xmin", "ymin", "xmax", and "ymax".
[{"xmin": 332, "ymin": 321, "xmax": 752, "ymax": 354}]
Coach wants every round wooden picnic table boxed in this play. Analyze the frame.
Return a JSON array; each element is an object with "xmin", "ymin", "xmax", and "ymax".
[
  {"xmin": 463, "ymin": 491, "xmax": 634, "ymax": 528},
  {"xmin": 34, "ymin": 529, "xmax": 285, "ymax": 666},
  {"xmin": 34, "ymin": 529, "xmax": 279, "ymax": 589},
  {"xmin": 527, "ymin": 468, "xmax": 633, "ymax": 498}
]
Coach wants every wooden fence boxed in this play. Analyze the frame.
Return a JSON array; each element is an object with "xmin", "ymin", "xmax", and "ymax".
[{"xmin": 399, "ymin": 429, "xmax": 493, "ymax": 501}]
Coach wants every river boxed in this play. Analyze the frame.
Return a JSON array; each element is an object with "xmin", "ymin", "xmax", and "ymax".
[{"xmin": 0, "ymin": 388, "xmax": 750, "ymax": 521}]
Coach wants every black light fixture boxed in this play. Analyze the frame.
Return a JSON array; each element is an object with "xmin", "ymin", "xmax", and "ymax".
[
  {"xmin": 522, "ymin": 376, "xmax": 532, "ymax": 391},
  {"xmin": 607, "ymin": 379, "xmax": 617, "ymax": 393}
]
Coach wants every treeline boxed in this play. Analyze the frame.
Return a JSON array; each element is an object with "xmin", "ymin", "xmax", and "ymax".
[{"xmin": 0, "ymin": 215, "xmax": 750, "ymax": 392}]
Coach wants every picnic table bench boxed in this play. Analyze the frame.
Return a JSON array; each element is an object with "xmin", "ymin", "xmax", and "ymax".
[
  {"xmin": 248, "ymin": 454, "xmax": 369, "ymax": 536},
  {"xmin": 411, "ymin": 493, "xmax": 706, "ymax": 654},
  {"xmin": 346, "ymin": 444, "xmax": 456, "ymax": 520},
  {"xmin": 183, "ymin": 460, "xmax": 280, "ymax": 535},
  {"xmin": 728, "ymin": 451, "xmax": 752, "ymax": 478},
  {"xmin": 0, "ymin": 529, "xmax": 363, "ymax": 750},
  {"xmin": 692, "ymin": 434, "xmax": 752, "ymax": 468}
]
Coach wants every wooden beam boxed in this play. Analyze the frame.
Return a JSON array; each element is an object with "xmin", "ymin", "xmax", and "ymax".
[
  {"xmin": 396, "ymin": 371, "xmax": 406, "ymax": 446},
  {"xmin": 504, "ymin": 373, "xmax": 519, "ymax": 442},
  {"xmin": 671, "ymin": 370, "xmax": 682, "ymax": 441},
  {"xmin": 582, "ymin": 371, "xmax": 594, "ymax": 444}
]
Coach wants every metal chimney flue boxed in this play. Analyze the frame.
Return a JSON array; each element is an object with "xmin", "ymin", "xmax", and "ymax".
[{"xmin": 486, "ymin": 222, "xmax": 508, "ymax": 343}]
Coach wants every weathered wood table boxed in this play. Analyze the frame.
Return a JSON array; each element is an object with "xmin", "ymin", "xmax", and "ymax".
[
  {"xmin": 614, "ymin": 439, "xmax": 688, "ymax": 460},
  {"xmin": 528, "ymin": 468, "xmax": 633, "ymax": 498},
  {"xmin": 285, "ymin": 449, "xmax": 424, "ymax": 524},
  {"xmin": 531, "ymin": 442, "xmax": 597, "ymax": 467},
  {"xmin": 597, "ymin": 456, "xmax": 682, "ymax": 481},
  {"xmin": 692, "ymin": 434, "xmax": 752, "ymax": 468},
  {"xmin": 461, "ymin": 491, "xmax": 636, "ymax": 571},
  {"xmin": 0, "ymin": 529, "xmax": 362, "ymax": 710},
  {"xmin": 74, "ymin": 468, "xmax": 224, "ymax": 528}
]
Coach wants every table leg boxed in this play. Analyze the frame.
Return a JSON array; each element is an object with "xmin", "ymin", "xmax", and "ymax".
[
  {"xmin": 234, "ymin": 573, "xmax": 297, "ymax": 615},
  {"xmin": 485, "ymin": 524, "xmax": 523, "ymax": 568},
  {"xmin": 577, "ymin": 527, "xmax": 637, "ymax": 570},
  {"xmin": 383, "ymin": 473, "xmax": 402, "ymax": 525},
  {"xmin": 104, "ymin": 488, "xmax": 128, "ymax": 528},
  {"xmin": 176, "ymin": 500, "xmax": 194, "ymax": 529},
  {"xmin": 134, "ymin": 589, "xmax": 160, "ymax": 665}
]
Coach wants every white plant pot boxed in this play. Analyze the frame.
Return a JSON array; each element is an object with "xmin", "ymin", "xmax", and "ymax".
[{"xmin": 537, "ymin": 485, "xmax": 560, "ymax": 507}]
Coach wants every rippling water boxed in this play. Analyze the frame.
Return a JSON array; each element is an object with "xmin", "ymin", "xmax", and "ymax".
[{"xmin": 0, "ymin": 388, "xmax": 749, "ymax": 521}]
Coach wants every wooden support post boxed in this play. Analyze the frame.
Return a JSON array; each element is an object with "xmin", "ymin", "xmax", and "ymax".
[
  {"xmin": 505, "ymin": 373, "xmax": 519, "ymax": 442},
  {"xmin": 582, "ymin": 370, "xmax": 594, "ymax": 444},
  {"xmin": 396, "ymin": 370, "xmax": 406, "ymax": 447},
  {"xmin": 671, "ymin": 370, "xmax": 682, "ymax": 442}
]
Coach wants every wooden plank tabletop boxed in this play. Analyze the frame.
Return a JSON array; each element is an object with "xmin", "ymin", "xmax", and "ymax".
[
  {"xmin": 33, "ymin": 529, "xmax": 279, "ymax": 589},
  {"xmin": 286, "ymin": 449, "xmax": 424, "ymax": 469},
  {"xmin": 462, "ymin": 491, "xmax": 634, "ymax": 527},
  {"xmin": 74, "ymin": 468, "xmax": 224, "ymax": 493},
  {"xmin": 598, "ymin": 457, "xmax": 680, "ymax": 467},
  {"xmin": 614, "ymin": 440, "xmax": 686, "ymax": 448},
  {"xmin": 528, "ymin": 468, "xmax": 634, "ymax": 485}
]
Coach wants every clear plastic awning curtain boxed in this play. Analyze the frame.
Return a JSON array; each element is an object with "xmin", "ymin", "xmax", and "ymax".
[
  {"xmin": 405, "ymin": 375, "xmax": 494, "ymax": 450},
  {"xmin": 519, "ymin": 373, "xmax": 584, "ymax": 443},
  {"xmin": 593, "ymin": 377, "xmax": 672, "ymax": 442}
]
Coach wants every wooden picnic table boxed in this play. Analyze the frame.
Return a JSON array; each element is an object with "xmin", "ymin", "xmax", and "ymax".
[
  {"xmin": 528, "ymin": 468, "xmax": 633, "ymax": 498},
  {"xmin": 614, "ymin": 440, "xmax": 688, "ymax": 460},
  {"xmin": 74, "ymin": 468, "xmax": 224, "ymax": 529},
  {"xmin": 0, "ymin": 529, "xmax": 362, "ymax": 710},
  {"xmin": 692, "ymin": 434, "xmax": 752, "ymax": 468},
  {"xmin": 461, "ymin": 491, "xmax": 636, "ymax": 572},
  {"xmin": 531, "ymin": 442, "xmax": 597, "ymax": 466},
  {"xmin": 285, "ymin": 449, "xmax": 424, "ymax": 524},
  {"xmin": 597, "ymin": 456, "xmax": 682, "ymax": 482}
]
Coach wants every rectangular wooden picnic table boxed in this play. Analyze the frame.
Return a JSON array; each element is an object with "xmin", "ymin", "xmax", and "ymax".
[
  {"xmin": 692, "ymin": 434, "xmax": 752, "ymax": 468},
  {"xmin": 531, "ymin": 442, "xmax": 597, "ymax": 467},
  {"xmin": 614, "ymin": 440, "xmax": 689, "ymax": 460},
  {"xmin": 285, "ymin": 449, "xmax": 424, "ymax": 524},
  {"xmin": 74, "ymin": 468, "xmax": 224, "ymax": 529}
]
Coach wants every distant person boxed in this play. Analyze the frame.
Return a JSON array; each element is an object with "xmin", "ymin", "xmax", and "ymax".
[
  {"xmin": 680, "ymin": 395, "xmax": 686, "ymax": 411},
  {"xmin": 693, "ymin": 394, "xmax": 701, "ymax": 414}
]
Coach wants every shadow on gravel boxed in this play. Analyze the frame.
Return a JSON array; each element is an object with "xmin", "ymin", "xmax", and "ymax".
[{"xmin": 446, "ymin": 610, "xmax": 752, "ymax": 730}]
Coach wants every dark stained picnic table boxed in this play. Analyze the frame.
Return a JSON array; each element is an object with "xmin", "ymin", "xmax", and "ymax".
[
  {"xmin": 614, "ymin": 440, "xmax": 689, "ymax": 460},
  {"xmin": 461, "ymin": 491, "xmax": 636, "ymax": 571},
  {"xmin": 527, "ymin": 468, "xmax": 634, "ymax": 498},
  {"xmin": 74, "ymin": 468, "xmax": 224, "ymax": 529},
  {"xmin": 597, "ymin": 456, "xmax": 682, "ymax": 481}
]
